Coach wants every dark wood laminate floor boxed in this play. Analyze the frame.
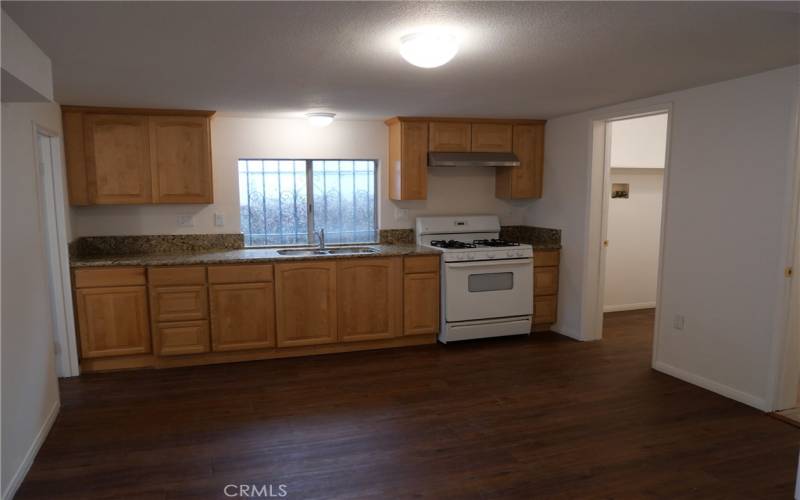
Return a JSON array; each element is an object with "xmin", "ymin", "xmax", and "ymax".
[{"xmin": 16, "ymin": 309, "xmax": 799, "ymax": 499}]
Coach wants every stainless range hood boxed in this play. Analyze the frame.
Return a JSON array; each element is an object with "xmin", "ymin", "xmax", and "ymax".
[{"xmin": 428, "ymin": 151, "xmax": 520, "ymax": 168}]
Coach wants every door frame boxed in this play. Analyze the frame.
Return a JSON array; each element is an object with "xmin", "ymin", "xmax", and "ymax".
[
  {"xmin": 32, "ymin": 123, "xmax": 80, "ymax": 377},
  {"xmin": 770, "ymin": 100, "xmax": 800, "ymax": 411},
  {"xmin": 582, "ymin": 103, "xmax": 674, "ymax": 344}
]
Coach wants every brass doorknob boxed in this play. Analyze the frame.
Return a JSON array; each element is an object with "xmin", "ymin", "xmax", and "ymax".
[{"xmin": 603, "ymin": 240, "xmax": 609, "ymax": 247}]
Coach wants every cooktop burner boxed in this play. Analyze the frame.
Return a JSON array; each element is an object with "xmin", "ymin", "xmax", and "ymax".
[
  {"xmin": 472, "ymin": 239, "xmax": 521, "ymax": 247},
  {"xmin": 431, "ymin": 240, "xmax": 477, "ymax": 249}
]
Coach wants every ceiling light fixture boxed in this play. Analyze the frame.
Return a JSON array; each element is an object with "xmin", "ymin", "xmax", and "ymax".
[
  {"xmin": 400, "ymin": 31, "xmax": 459, "ymax": 69},
  {"xmin": 306, "ymin": 112, "xmax": 336, "ymax": 127}
]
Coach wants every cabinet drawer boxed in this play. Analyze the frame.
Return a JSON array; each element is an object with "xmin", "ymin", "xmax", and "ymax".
[
  {"xmin": 404, "ymin": 255, "xmax": 440, "ymax": 274},
  {"xmin": 148, "ymin": 266, "xmax": 206, "ymax": 285},
  {"xmin": 208, "ymin": 264, "xmax": 274, "ymax": 284},
  {"xmin": 74, "ymin": 267, "xmax": 146, "ymax": 288},
  {"xmin": 534, "ymin": 295, "xmax": 557, "ymax": 325},
  {"xmin": 533, "ymin": 250, "xmax": 560, "ymax": 268},
  {"xmin": 150, "ymin": 285, "xmax": 208, "ymax": 322},
  {"xmin": 154, "ymin": 320, "xmax": 210, "ymax": 356},
  {"xmin": 534, "ymin": 266, "xmax": 559, "ymax": 296},
  {"xmin": 471, "ymin": 123, "xmax": 512, "ymax": 152}
]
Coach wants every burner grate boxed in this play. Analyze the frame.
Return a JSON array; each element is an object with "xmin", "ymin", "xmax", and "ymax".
[
  {"xmin": 431, "ymin": 240, "xmax": 477, "ymax": 249},
  {"xmin": 473, "ymin": 239, "xmax": 521, "ymax": 247}
]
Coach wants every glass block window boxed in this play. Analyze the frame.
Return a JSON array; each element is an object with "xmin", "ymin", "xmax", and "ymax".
[{"xmin": 239, "ymin": 159, "xmax": 377, "ymax": 246}]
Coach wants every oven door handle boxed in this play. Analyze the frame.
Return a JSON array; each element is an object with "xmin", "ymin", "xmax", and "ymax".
[{"xmin": 446, "ymin": 258, "xmax": 533, "ymax": 268}]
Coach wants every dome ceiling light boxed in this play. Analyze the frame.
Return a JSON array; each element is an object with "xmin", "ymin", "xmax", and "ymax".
[
  {"xmin": 306, "ymin": 112, "xmax": 336, "ymax": 127},
  {"xmin": 399, "ymin": 31, "xmax": 459, "ymax": 69}
]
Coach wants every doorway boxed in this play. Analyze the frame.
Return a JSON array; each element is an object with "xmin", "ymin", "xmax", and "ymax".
[
  {"xmin": 34, "ymin": 126, "xmax": 79, "ymax": 377},
  {"xmin": 584, "ymin": 107, "xmax": 672, "ymax": 343}
]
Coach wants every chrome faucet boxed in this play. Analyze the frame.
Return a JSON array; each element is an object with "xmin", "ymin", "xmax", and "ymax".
[{"xmin": 315, "ymin": 228, "xmax": 326, "ymax": 251}]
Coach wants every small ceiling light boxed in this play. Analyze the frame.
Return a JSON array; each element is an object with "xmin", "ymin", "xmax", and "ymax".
[
  {"xmin": 400, "ymin": 31, "xmax": 459, "ymax": 69},
  {"xmin": 306, "ymin": 112, "xmax": 336, "ymax": 127}
]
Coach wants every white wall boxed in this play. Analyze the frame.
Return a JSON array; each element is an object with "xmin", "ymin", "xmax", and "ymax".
[
  {"xmin": 609, "ymin": 113, "xmax": 668, "ymax": 168},
  {"xmin": 604, "ymin": 170, "xmax": 664, "ymax": 311},
  {"xmin": 1, "ymin": 102, "xmax": 63, "ymax": 498},
  {"xmin": 71, "ymin": 116, "xmax": 528, "ymax": 237},
  {"xmin": 1, "ymin": 10, "xmax": 53, "ymax": 101},
  {"xmin": 527, "ymin": 65, "xmax": 800, "ymax": 410}
]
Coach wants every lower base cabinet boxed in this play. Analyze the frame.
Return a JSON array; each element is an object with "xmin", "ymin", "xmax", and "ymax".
[
  {"xmin": 275, "ymin": 261, "xmax": 338, "ymax": 347},
  {"xmin": 75, "ymin": 285, "xmax": 151, "ymax": 358},
  {"xmin": 337, "ymin": 257, "xmax": 402, "ymax": 342},
  {"xmin": 210, "ymin": 282, "xmax": 276, "ymax": 352},
  {"xmin": 533, "ymin": 250, "xmax": 560, "ymax": 331}
]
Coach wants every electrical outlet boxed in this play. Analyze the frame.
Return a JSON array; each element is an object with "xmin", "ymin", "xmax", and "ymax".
[
  {"xmin": 673, "ymin": 314, "xmax": 685, "ymax": 331},
  {"xmin": 395, "ymin": 208, "xmax": 408, "ymax": 220},
  {"xmin": 177, "ymin": 215, "xmax": 194, "ymax": 227},
  {"xmin": 214, "ymin": 213, "xmax": 225, "ymax": 227}
]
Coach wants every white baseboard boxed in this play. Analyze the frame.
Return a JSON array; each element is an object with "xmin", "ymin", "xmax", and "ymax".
[
  {"xmin": 603, "ymin": 302, "xmax": 656, "ymax": 313},
  {"xmin": 653, "ymin": 361, "xmax": 768, "ymax": 411},
  {"xmin": 2, "ymin": 399, "xmax": 60, "ymax": 500}
]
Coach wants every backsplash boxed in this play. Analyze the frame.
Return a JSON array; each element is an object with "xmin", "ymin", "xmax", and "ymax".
[
  {"xmin": 500, "ymin": 226, "xmax": 561, "ymax": 249},
  {"xmin": 72, "ymin": 233, "xmax": 245, "ymax": 258},
  {"xmin": 379, "ymin": 229, "xmax": 415, "ymax": 244}
]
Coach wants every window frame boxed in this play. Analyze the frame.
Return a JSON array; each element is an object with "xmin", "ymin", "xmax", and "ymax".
[{"xmin": 238, "ymin": 158, "xmax": 379, "ymax": 247}]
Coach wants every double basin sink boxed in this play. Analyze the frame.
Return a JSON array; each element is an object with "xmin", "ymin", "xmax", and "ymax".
[{"xmin": 276, "ymin": 246, "xmax": 379, "ymax": 257}]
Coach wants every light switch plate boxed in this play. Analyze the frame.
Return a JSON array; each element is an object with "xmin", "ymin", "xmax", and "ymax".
[
  {"xmin": 673, "ymin": 314, "xmax": 685, "ymax": 331},
  {"xmin": 214, "ymin": 213, "xmax": 225, "ymax": 227}
]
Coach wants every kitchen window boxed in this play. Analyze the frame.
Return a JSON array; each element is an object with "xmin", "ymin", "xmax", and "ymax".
[{"xmin": 239, "ymin": 159, "xmax": 377, "ymax": 246}]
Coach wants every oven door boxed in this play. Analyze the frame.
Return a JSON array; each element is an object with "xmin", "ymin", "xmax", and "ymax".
[{"xmin": 444, "ymin": 258, "xmax": 533, "ymax": 322}]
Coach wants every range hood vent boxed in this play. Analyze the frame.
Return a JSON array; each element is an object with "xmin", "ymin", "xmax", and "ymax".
[{"xmin": 427, "ymin": 151, "xmax": 520, "ymax": 168}]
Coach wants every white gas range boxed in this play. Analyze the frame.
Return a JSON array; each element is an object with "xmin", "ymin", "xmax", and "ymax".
[{"xmin": 416, "ymin": 215, "xmax": 534, "ymax": 343}]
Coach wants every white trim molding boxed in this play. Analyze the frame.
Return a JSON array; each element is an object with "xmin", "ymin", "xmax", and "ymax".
[
  {"xmin": 2, "ymin": 400, "xmax": 60, "ymax": 500},
  {"xmin": 654, "ymin": 361, "xmax": 768, "ymax": 411},
  {"xmin": 603, "ymin": 302, "xmax": 657, "ymax": 313}
]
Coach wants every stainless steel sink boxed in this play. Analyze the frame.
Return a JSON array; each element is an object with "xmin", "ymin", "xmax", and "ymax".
[
  {"xmin": 327, "ymin": 247, "xmax": 379, "ymax": 255},
  {"xmin": 276, "ymin": 248, "xmax": 331, "ymax": 256},
  {"xmin": 276, "ymin": 246, "xmax": 379, "ymax": 256}
]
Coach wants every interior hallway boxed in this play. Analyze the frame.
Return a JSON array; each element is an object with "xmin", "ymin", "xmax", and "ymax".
[{"xmin": 16, "ymin": 310, "xmax": 800, "ymax": 499}]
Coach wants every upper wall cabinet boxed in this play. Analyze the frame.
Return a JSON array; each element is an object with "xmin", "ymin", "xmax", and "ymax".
[
  {"xmin": 386, "ymin": 117, "xmax": 546, "ymax": 201},
  {"xmin": 62, "ymin": 106, "xmax": 215, "ymax": 206},
  {"xmin": 429, "ymin": 122, "xmax": 471, "ymax": 152},
  {"xmin": 387, "ymin": 118, "xmax": 428, "ymax": 200}
]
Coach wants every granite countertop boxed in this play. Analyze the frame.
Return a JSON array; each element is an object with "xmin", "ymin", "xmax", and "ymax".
[{"xmin": 70, "ymin": 244, "xmax": 441, "ymax": 268}]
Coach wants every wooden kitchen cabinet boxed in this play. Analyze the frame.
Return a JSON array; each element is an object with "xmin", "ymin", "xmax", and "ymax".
[
  {"xmin": 75, "ymin": 285, "xmax": 151, "ymax": 358},
  {"xmin": 62, "ymin": 106, "xmax": 214, "ymax": 206},
  {"xmin": 82, "ymin": 113, "xmax": 152, "ymax": 204},
  {"xmin": 150, "ymin": 116, "xmax": 213, "ymax": 203},
  {"xmin": 387, "ymin": 118, "xmax": 428, "ymax": 200},
  {"xmin": 496, "ymin": 124, "xmax": 545, "ymax": 199},
  {"xmin": 471, "ymin": 123, "xmax": 513, "ymax": 152},
  {"xmin": 210, "ymin": 283, "xmax": 276, "ymax": 351},
  {"xmin": 275, "ymin": 261, "xmax": 338, "ymax": 347},
  {"xmin": 208, "ymin": 264, "xmax": 276, "ymax": 352},
  {"xmin": 429, "ymin": 122, "xmax": 471, "ymax": 152},
  {"xmin": 403, "ymin": 255, "xmax": 440, "ymax": 335},
  {"xmin": 148, "ymin": 266, "xmax": 210, "ymax": 356},
  {"xmin": 337, "ymin": 258, "xmax": 402, "ymax": 342},
  {"xmin": 533, "ymin": 249, "xmax": 560, "ymax": 331}
]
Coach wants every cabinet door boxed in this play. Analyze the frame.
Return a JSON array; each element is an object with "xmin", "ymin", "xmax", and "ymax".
[
  {"xmin": 275, "ymin": 262, "xmax": 337, "ymax": 347},
  {"xmin": 429, "ymin": 122, "xmax": 470, "ymax": 152},
  {"xmin": 75, "ymin": 286, "xmax": 151, "ymax": 358},
  {"xmin": 534, "ymin": 295, "xmax": 557, "ymax": 325},
  {"xmin": 210, "ymin": 283, "xmax": 276, "ymax": 351},
  {"xmin": 389, "ymin": 121, "xmax": 428, "ymax": 200},
  {"xmin": 534, "ymin": 266, "xmax": 559, "ymax": 296},
  {"xmin": 83, "ymin": 114, "xmax": 152, "ymax": 204},
  {"xmin": 337, "ymin": 258, "xmax": 401, "ymax": 342},
  {"xmin": 403, "ymin": 272, "xmax": 440, "ymax": 335},
  {"xmin": 471, "ymin": 123, "xmax": 512, "ymax": 152},
  {"xmin": 150, "ymin": 116, "xmax": 213, "ymax": 203},
  {"xmin": 150, "ymin": 285, "xmax": 208, "ymax": 322},
  {"xmin": 154, "ymin": 320, "xmax": 210, "ymax": 356}
]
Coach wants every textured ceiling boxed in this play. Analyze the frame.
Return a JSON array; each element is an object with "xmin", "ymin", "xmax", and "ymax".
[{"xmin": 3, "ymin": 1, "xmax": 799, "ymax": 119}]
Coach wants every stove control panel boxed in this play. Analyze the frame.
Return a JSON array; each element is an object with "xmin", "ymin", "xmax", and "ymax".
[{"xmin": 443, "ymin": 248, "xmax": 533, "ymax": 262}]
